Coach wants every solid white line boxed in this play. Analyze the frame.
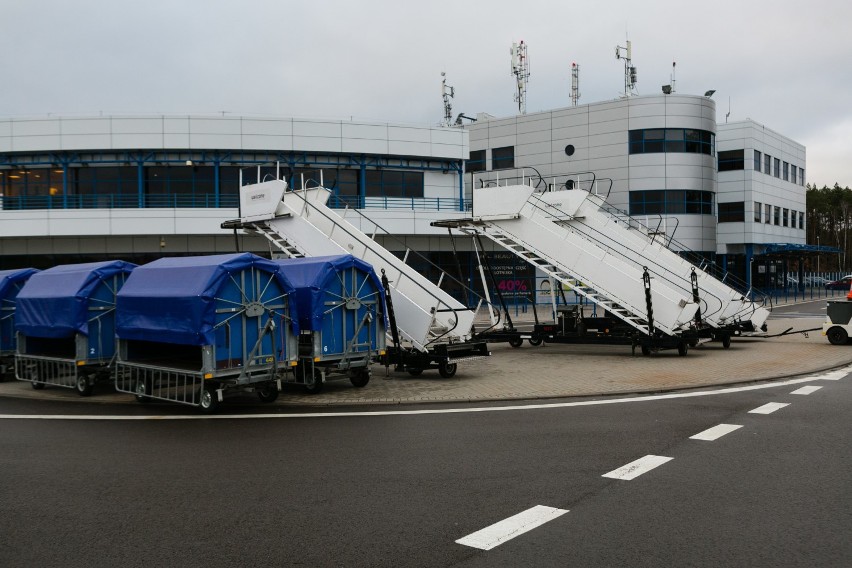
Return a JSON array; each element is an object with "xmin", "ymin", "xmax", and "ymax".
[
  {"xmin": 790, "ymin": 385, "xmax": 823, "ymax": 395},
  {"xmin": 748, "ymin": 402, "xmax": 790, "ymax": 415},
  {"xmin": 602, "ymin": 455, "xmax": 673, "ymax": 481},
  {"xmin": 0, "ymin": 366, "xmax": 848, "ymax": 421},
  {"xmin": 690, "ymin": 423, "xmax": 743, "ymax": 441},
  {"xmin": 455, "ymin": 505, "xmax": 568, "ymax": 551}
]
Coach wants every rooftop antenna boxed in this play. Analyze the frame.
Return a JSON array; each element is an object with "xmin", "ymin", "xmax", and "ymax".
[
  {"xmin": 571, "ymin": 62, "xmax": 581, "ymax": 106},
  {"xmin": 726, "ymin": 96, "xmax": 731, "ymax": 123},
  {"xmin": 671, "ymin": 61, "xmax": 676, "ymax": 93},
  {"xmin": 441, "ymin": 72, "xmax": 455, "ymax": 127},
  {"xmin": 615, "ymin": 38, "xmax": 638, "ymax": 96},
  {"xmin": 510, "ymin": 40, "xmax": 530, "ymax": 114}
]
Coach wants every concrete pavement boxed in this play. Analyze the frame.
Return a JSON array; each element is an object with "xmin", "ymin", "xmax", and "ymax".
[{"xmin": 1, "ymin": 307, "xmax": 848, "ymax": 408}]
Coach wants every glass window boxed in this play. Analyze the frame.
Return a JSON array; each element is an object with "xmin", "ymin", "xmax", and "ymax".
[
  {"xmin": 783, "ymin": 162, "xmax": 789, "ymax": 181},
  {"xmin": 765, "ymin": 203, "xmax": 771, "ymax": 224},
  {"xmin": 790, "ymin": 210, "xmax": 797, "ymax": 229},
  {"xmin": 718, "ymin": 150, "xmax": 745, "ymax": 171},
  {"xmin": 782, "ymin": 208, "xmax": 789, "ymax": 227},
  {"xmin": 773, "ymin": 206, "xmax": 780, "ymax": 225},
  {"xmin": 666, "ymin": 190, "xmax": 685, "ymax": 214},
  {"xmin": 718, "ymin": 201, "xmax": 745, "ymax": 223},
  {"xmin": 764, "ymin": 154, "xmax": 771, "ymax": 175},
  {"xmin": 665, "ymin": 129, "xmax": 685, "ymax": 153},
  {"xmin": 492, "ymin": 146, "xmax": 514, "ymax": 170},
  {"xmin": 798, "ymin": 211, "xmax": 804, "ymax": 229},
  {"xmin": 629, "ymin": 190, "xmax": 712, "ymax": 216},
  {"xmin": 685, "ymin": 129, "xmax": 701, "ymax": 153},
  {"xmin": 774, "ymin": 158, "xmax": 780, "ymax": 178},
  {"xmin": 467, "ymin": 149, "xmax": 486, "ymax": 173},
  {"xmin": 754, "ymin": 201, "xmax": 762, "ymax": 222},
  {"xmin": 799, "ymin": 167, "xmax": 805, "ymax": 185},
  {"xmin": 790, "ymin": 165, "xmax": 797, "ymax": 185},
  {"xmin": 643, "ymin": 129, "xmax": 665, "ymax": 153},
  {"xmin": 364, "ymin": 170, "xmax": 424, "ymax": 199},
  {"xmin": 628, "ymin": 128, "xmax": 714, "ymax": 155},
  {"xmin": 754, "ymin": 150, "xmax": 762, "ymax": 172}
]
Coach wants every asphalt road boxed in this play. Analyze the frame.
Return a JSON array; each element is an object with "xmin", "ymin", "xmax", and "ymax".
[{"xmin": 0, "ymin": 369, "xmax": 850, "ymax": 567}]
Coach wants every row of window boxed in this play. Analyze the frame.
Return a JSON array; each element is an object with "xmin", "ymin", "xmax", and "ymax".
[
  {"xmin": 628, "ymin": 129, "xmax": 715, "ymax": 156},
  {"xmin": 628, "ymin": 190, "xmax": 714, "ymax": 215},
  {"xmin": 754, "ymin": 201, "xmax": 804, "ymax": 229},
  {"xmin": 753, "ymin": 150, "xmax": 804, "ymax": 185},
  {"xmin": 718, "ymin": 149, "xmax": 805, "ymax": 185},
  {"xmin": 467, "ymin": 147, "xmax": 514, "ymax": 173},
  {"xmin": 0, "ymin": 165, "xmax": 425, "ymax": 207}
]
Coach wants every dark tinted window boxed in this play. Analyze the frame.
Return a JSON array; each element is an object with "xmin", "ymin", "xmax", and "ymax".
[
  {"xmin": 492, "ymin": 146, "xmax": 514, "ymax": 170},
  {"xmin": 718, "ymin": 201, "xmax": 745, "ymax": 223}
]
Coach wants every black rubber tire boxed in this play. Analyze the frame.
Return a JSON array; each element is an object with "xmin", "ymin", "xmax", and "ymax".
[
  {"xmin": 256, "ymin": 382, "xmax": 279, "ymax": 403},
  {"xmin": 677, "ymin": 342, "xmax": 689, "ymax": 356},
  {"xmin": 303, "ymin": 370, "xmax": 324, "ymax": 394},
  {"xmin": 640, "ymin": 345, "xmax": 651, "ymax": 356},
  {"xmin": 827, "ymin": 327, "xmax": 849, "ymax": 346},
  {"xmin": 528, "ymin": 338, "xmax": 543, "ymax": 347},
  {"xmin": 349, "ymin": 369, "xmax": 370, "ymax": 388},
  {"xmin": 75, "ymin": 372, "xmax": 94, "ymax": 397},
  {"xmin": 508, "ymin": 337, "xmax": 523, "ymax": 348},
  {"xmin": 407, "ymin": 368, "xmax": 424, "ymax": 376},
  {"xmin": 199, "ymin": 386, "xmax": 220, "ymax": 413},
  {"xmin": 438, "ymin": 362, "xmax": 457, "ymax": 378},
  {"xmin": 721, "ymin": 335, "xmax": 732, "ymax": 349},
  {"xmin": 31, "ymin": 380, "xmax": 45, "ymax": 390}
]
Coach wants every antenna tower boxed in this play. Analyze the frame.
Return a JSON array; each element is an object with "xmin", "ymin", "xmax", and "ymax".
[
  {"xmin": 441, "ymin": 72, "xmax": 455, "ymax": 127},
  {"xmin": 510, "ymin": 41, "xmax": 530, "ymax": 114},
  {"xmin": 571, "ymin": 62, "xmax": 580, "ymax": 106},
  {"xmin": 615, "ymin": 39, "xmax": 638, "ymax": 96}
]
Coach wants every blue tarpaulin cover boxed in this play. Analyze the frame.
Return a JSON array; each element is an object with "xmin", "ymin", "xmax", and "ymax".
[
  {"xmin": 0, "ymin": 268, "xmax": 39, "ymax": 304},
  {"xmin": 16, "ymin": 261, "xmax": 136, "ymax": 338},
  {"xmin": 116, "ymin": 253, "xmax": 298, "ymax": 346},
  {"xmin": 275, "ymin": 255, "xmax": 385, "ymax": 331},
  {"xmin": 0, "ymin": 268, "xmax": 39, "ymax": 351}
]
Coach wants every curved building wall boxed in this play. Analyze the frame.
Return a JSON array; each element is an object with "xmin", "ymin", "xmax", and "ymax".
[{"xmin": 0, "ymin": 115, "xmax": 471, "ymax": 267}]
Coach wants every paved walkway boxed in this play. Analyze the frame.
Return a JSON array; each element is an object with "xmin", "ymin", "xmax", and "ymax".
[{"xmin": 1, "ymin": 313, "xmax": 849, "ymax": 408}]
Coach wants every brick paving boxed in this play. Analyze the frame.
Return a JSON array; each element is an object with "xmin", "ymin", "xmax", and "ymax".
[{"xmin": 1, "ymin": 314, "xmax": 848, "ymax": 408}]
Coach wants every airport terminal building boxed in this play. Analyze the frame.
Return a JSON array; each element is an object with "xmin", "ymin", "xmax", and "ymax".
[{"xmin": 0, "ymin": 93, "xmax": 807, "ymax": 292}]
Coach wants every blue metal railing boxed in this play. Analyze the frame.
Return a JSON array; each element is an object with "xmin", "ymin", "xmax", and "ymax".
[
  {"xmin": 0, "ymin": 193, "xmax": 471, "ymax": 212},
  {"xmin": 0, "ymin": 194, "xmax": 240, "ymax": 210}
]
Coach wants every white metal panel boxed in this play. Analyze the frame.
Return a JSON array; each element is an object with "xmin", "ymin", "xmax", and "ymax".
[{"xmin": 111, "ymin": 117, "xmax": 164, "ymax": 134}]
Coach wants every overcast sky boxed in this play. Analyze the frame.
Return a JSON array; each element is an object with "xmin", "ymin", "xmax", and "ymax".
[{"xmin": 2, "ymin": 0, "xmax": 850, "ymax": 186}]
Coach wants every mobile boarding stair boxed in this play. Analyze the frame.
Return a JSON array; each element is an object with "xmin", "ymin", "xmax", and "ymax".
[
  {"xmin": 222, "ymin": 171, "xmax": 489, "ymax": 377},
  {"xmin": 440, "ymin": 171, "xmax": 770, "ymax": 350},
  {"xmin": 437, "ymin": 175, "xmax": 710, "ymax": 355}
]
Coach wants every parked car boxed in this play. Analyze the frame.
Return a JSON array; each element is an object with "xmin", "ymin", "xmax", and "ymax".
[{"xmin": 825, "ymin": 275, "xmax": 852, "ymax": 290}]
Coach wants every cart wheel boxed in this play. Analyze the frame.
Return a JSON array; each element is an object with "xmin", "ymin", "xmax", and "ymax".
[
  {"xmin": 407, "ymin": 368, "xmax": 424, "ymax": 376},
  {"xmin": 508, "ymin": 337, "xmax": 523, "ymax": 348},
  {"xmin": 350, "ymin": 369, "xmax": 370, "ymax": 388},
  {"xmin": 438, "ymin": 362, "xmax": 457, "ymax": 378},
  {"xmin": 135, "ymin": 379, "xmax": 152, "ymax": 403},
  {"xmin": 677, "ymin": 342, "xmax": 689, "ymax": 356},
  {"xmin": 721, "ymin": 335, "xmax": 732, "ymax": 349},
  {"xmin": 75, "ymin": 372, "xmax": 94, "ymax": 397},
  {"xmin": 304, "ymin": 370, "xmax": 324, "ymax": 394},
  {"xmin": 827, "ymin": 327, "xmax": 849, "ymax": 345},
  {"xmin": 640, "ymin": 345, "xmax": 651, "ymax": 356},
  {"xmin": 199, "ymin": 387, "xmax": 220, "ymax": 413},
  {"xmin": 31, "ymin": 380, "xmax": 45, "ymax": 390},
  {"xmin": 256, "ymin": 382, "xmax": 279, "ymax": 403},
  {"xmin": 528, "ymin": 337, "xmax": 543, "ymax": 347}
]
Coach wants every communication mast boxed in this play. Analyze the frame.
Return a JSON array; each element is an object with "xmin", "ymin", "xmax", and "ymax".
[
  {"xmin": 571, "ymin": 62, "xmax": 580, "ymax": 106},
  {"xmin": 510, "ymin": 41, "xmax": 530, "ymax": 114},
  {"xmin": 615, "ymin": 39, "xmax": 638, "ymax": 96},
  {"xmin": 441, "ymin": 72, "xmax": 455, "ymax": 127}
]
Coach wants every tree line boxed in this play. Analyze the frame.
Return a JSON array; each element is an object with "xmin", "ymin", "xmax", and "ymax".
[{"xmin": 806, "ymin": 184, "xmax": 852, "ymax": 272}]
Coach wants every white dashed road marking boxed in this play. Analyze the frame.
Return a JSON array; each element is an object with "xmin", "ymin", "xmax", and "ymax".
[
  {"xmin": 790, "ymin": 385, "xmax": 822, "ymax": 395},
  {"xmin": 602, "ymin": 455, "xmax": 673, "ymax": 481},
  {"xmin": 749, "ymin": 402, "xmax": 790, "ymax": 415},
  {"xmin": 455, "ymin": 505, "xmax": 569, "ymax": 550},
  {"xmin": 690, "ymin": 423, "xmax": 743, "ymax": 441}
]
